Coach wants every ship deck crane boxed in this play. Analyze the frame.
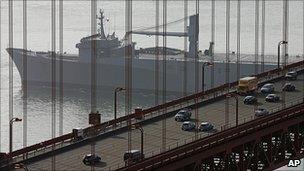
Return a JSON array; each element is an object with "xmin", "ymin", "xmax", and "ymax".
[{"xmin": 129, "ymin": 14, "xmax": 199, "ymax": 58}]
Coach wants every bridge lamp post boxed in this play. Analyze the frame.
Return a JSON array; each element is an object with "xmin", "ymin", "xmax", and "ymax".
[
  {"xmin": 277, "ymin": 41, "xmax": 288, "ymax": 70},
  {"xmin": 9, "ymin": 117, "xmax": 22, "ymax": 153},
  {"xmin": 202, "ymin": 62, "xmax": 213, "ymax": 92},
  {"xmin": 114, "ymin": 87, "xmax": 126, "ymax": 124},
  {"xmin": 226, "ymin": 93, "xmax": 239, "ymax": 126},
  {"xmin": 131, "ymin": 124, "xmax": 144, "ymax": 160}
]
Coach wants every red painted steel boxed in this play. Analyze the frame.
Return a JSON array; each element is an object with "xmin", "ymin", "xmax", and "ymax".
[{"xmin": 6, "ymin": 60, "xmax": 304, "ymax": 160}]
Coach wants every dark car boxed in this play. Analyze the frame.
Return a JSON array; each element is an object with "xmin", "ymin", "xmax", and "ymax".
[
  {"xmin": 265, "ymin": 94, "xmax": 280, "ymax": 102},
  {"xmin": 181, "ymin": 121, "xmax": 196, "ymax": 131},
  {"xmin": 285, "ymin": 71, "xmax": 297, "ymax": 80},
  {"xmin": 83, "ymin": 154, "xmax": 101, "ymax": 165},
  {"xmin": 124, "ymin": 150, "xmax": 144, "ymax": 163},
  {"xmin": 243, "ymin": 96, "xmax": 257, "ymax": 105},
  {"xmin": 282, "ymin": 83, "xmax": 296, "ymax": 92}
]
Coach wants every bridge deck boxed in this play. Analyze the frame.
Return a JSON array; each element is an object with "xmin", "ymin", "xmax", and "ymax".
[{"xmin": 24, "ymin": 73, "xmax": 304, "ymax": 171}]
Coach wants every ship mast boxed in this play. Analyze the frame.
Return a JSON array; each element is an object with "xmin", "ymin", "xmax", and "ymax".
[{"xmin": 98, "ymin": 9, "xmax": 106, "ymax": 38}]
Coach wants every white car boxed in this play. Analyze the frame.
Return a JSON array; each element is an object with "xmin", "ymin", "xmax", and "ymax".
[{"xmin": 181, "ymin": 121, "xmax": 196, "ymax": 131}]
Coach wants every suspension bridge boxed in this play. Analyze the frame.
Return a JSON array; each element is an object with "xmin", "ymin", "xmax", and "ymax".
[{"xmin": 1, "ymin": 0, "xmax": 304, "ymax": 171}]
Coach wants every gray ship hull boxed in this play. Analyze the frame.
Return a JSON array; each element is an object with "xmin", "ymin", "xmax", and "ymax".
[{"xmin": 7, "ymin": 48, "xmax": 277, "ymax": 95}]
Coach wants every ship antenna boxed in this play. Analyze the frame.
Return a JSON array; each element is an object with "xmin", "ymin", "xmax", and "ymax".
[{"xmin": 98, "ymin": 9, "xmax": 106, "ymax": 38}]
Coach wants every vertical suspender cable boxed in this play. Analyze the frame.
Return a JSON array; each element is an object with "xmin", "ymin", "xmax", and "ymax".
[
  {"xmin": 22, "ymin": 0, "xmax": 28, "ymax": 153},
  {"xmin": 225, "ymin": 0, "xmax": 230, "ymax": 128},
  {"xmin": 237, "ymin": 0, "xmax": 241, "ymax": 81},
  {"xmin": 91, "ymin": 1, "xmax": 97, "ymax": 113},
  {"xmin": 211, "ymin": 0, "xmax": 215, "ymax": 88},
  {"xmin": 255, "ymin": 0, "xmax": 259, "ymax": 75},
  {"xmin": 303, "ymin": 0, "xmax": 304, "ymax": 103},
  {"xmin": 8, "ymin": 0, "xmax": 14, "ymax": 145},
  {"xmin": 125, "ymin": 0, "xmax": 133, "ymax": 156},
  {"xmin": 51, "ymin": 0, "xmax": 56, "ymax": 170},
  {"xmin": 51, "ymin": 0, "xmax": 56, "ymax": 139},
  {"xmin": 162, "ymin": 0, "xmax": 167, "ymax": 152},
  {"xmin": 194, "ymin": 0, "xmax": 199, "ymax": 140},
  {"xmin": 129, "ymin": 0, "xmax": 133, "ymax": 156},
  {"xmin": 183, "ymin": 0, "xmax": 188, "ymax": 96},
  {"xmin": 282, "ymin": 0, "xmax": 289, "ymax": 109},
  {"xmin": 155, "ymin": 0, "xmax": 159, "ymax": 106},
  {"xmin": 0, "ymin": 0, "xmax": 2, "ymax": 151},
  {"xmin": 59, "ymin": 0, "xmax": 63, "ymax": 136},
  {"xmin": 261, "ymin": 0, "xmax": 265, "ymax": 72},
  {"xmin": 90, "ymin": 1, "xmax": 97, "ymax": 170},
  {"xmin": 283, "ymin": 0, "xmax": 289, "ymax": 66}
]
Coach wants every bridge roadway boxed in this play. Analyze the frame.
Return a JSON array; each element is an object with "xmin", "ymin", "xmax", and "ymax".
[{"xmin": 25, "ymin": 74, "xmax": 304, "ymax": 170}]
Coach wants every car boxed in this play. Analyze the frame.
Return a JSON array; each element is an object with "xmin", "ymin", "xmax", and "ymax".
[
  {"xmin": 260, "ymin": 83, "xmax": 275, "ymax": 94},
  {"xmin": 285, "ymin": 71, "xmax": 297, "ymax": 80},
  {"xmin": 83, "ymin": 154, "xmax": 101, "ymax": 165},
  {"xmin": 255, "ymin": 108, "xmax": 269, "ymax": 117},
  {"xmin": 265, "ymin": 94, "xmax": 280, "ymax": 102},
  {"xmin": 123, "ymin": 150, "xmax": 144, "ymax": 163},
  {"xmin": 175, "ymin": 113, "xmax": 190, "ymax": 122},
  {"xmin": 282, "ymin": 83, "xmax": 296, "ymax": 92},
  {"xmin": 181, "ymin": 121, "xmax": 196, "ymax": 131},
  {"xmin": 177, "ymin": 109, "xmax": 192, "ymax": 117},
  {"xmin": 243, "ymin": 96, "xmax": 257, "ymax": 105},
  {"xmin": 174, "ymin": 109, "xmax": 192, "ymax": 122},
  {"xmin": 198, "ymin": 122, "xmax": 214, "ymax": 132}
]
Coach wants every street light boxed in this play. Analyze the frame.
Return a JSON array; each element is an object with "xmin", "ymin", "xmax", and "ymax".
[
  {"xmin": 277, "ymin": 41, "xmax": 288, "ymax": 70},
  {"xmin": 202, "ymin": 62, "xmax": 213, "ymax": 92},
  {"xmin": 226, "ymin": 93, "xmax": 239, "ymax": 126},
  {"xmin": 131, "ymin": 124, "xmax": 144, "ymax": 160},
  {"xmin": 114, "ymin": 87, "xmax": 126, "ymax": 123},
  {"xmin": 9, "ymin": 117, "xmax": 22, "ymax": 153}
]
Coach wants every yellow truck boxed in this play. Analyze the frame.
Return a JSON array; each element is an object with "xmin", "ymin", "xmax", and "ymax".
[{"xmin": 237, "ymin": 76, "xmax": 258, "ymax": 95}]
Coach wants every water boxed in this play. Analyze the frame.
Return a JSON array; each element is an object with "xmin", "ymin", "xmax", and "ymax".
[{"xmin": 0, "ymin": 1, "xmax": 303, "ymax": 169}]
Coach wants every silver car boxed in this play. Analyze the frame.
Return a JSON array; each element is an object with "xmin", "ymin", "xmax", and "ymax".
[
  {"xmin": 176, "ymin": 109, "xmax": 192, "ymax": 117},
  {"xmin": 285, "ymin": 71, "xmax": 297, "ymax": 80},
  {"xmin": 255, "ymin": 108, "xmax": 269, "ymax": 117},
  {"xmin": 174, "ymin": 113, "xmax": 190, "ymax": 122},
  {"xmin": 175, "ymin": 109, "xmax": 192, "ymax": 122},
  {"xmin": 261, "ymin": 83, "xmax": 275, "ymax": 94}
]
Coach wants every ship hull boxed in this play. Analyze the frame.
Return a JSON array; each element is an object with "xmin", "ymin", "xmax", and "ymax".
[{"xmin": 7, "ymin": 48, "xmax": 277, "ymax": 95}]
